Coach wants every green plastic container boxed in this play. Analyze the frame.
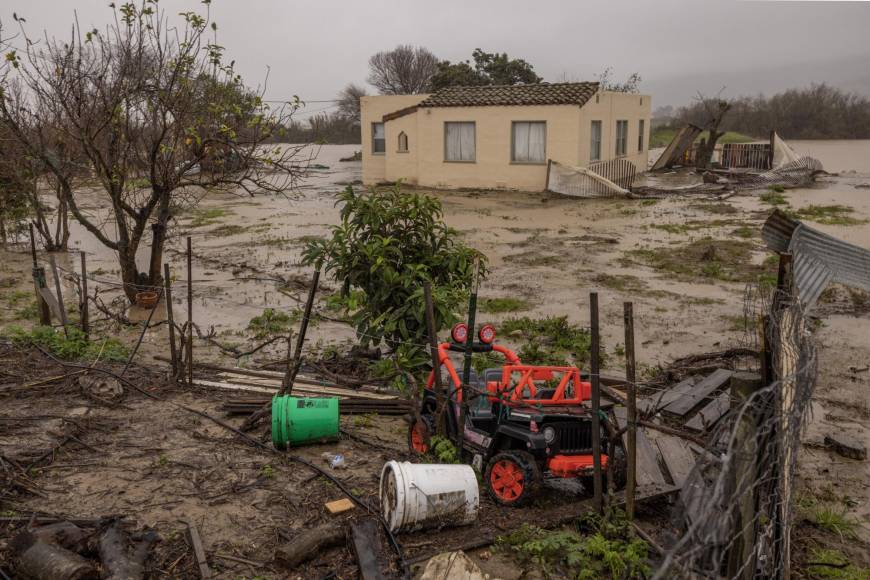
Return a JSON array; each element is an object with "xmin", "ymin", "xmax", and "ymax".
[{"xmin": 271, "ymin": 395, "xmax": 339, "ymax": 449}]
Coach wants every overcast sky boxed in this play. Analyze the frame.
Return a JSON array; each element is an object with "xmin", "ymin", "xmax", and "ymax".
[{"xmin": 5, "ymin": 0, "xmax": 870, "ymax": 111}]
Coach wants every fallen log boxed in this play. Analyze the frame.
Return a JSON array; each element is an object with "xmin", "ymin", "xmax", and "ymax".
[
  {"xmin": 11, "ymin": 530, "xmax": 98, "ymax": 580},
  {"xmin": 98, "ymin": 520, "xmax": 158, "ymax": 580},
  {"xmin": 274, "ymin": 522, "xmax": 346, "ymax": 570}
]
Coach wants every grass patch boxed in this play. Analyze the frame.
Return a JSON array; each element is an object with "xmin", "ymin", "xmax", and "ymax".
[
  {"xmin": 247, "ymin": 308, "xmax": 301, "ymax": 339},
  {"xmin": 650, "ymin": 219, "xmax": 742, "ymax": 235},
  {"xmin": 590, "ymin": 273, "xmax": 647, "ymax": 293},
  {"xmin": 504, "ymin": 251, "xmax": 564, "ymax": 267},
  {"xmin": 210, "ymin": 224, "xmax": 250, "ymax": 237},
  {"xmin": 812, "ymin": 505, "xmax": 860, "ymax": 540},
  {"xmin": 806, "ymin": 548, "xmax": 870, "ymax": 579},
  {"xmin": 501, "ymin": 315, "xmax": 601, "ymax": 367},
  {"xmin": 188, "ymin": 207, "xmax": 234, "ymax": 227},
  {"xmin": 688, "ymin": 202, "xmax": 739, "ymax": 215},
  {"xmin": 2, "ymin": 325, "xmax": 128, "ymax": 362},
  {"xmin": 649, "ymin": 127, "xmax": 755, "ymax": 148},
  {"xmin": 790, "ymin": 205, "xmax": 868, "ymax": 226},
  {"xmin": 732, "ymin": 225, "xmax": 755, "ymax": 238},
  {"xmin": 479, "ymin": 297, "xmax": 532, "ymax": 314},
  {"xmin": 760, "ymin": 189, "xmax": 789, "ymax": 206},
  {"xmin": 496, "ymin": 510, "xmax": 650, "ymax": 580},
  {"xmin": 624, "ymin": 238, "xmax": 775, "ymax": 285}
]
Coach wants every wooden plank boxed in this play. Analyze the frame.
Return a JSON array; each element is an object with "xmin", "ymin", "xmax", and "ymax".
[
  {"xmin": 655, "ymin": 435, "xmax": 697, "ymax": 488},
  {"xmin": 613, "ymin": 407, "xmax": 667, "ymax": 487},
  {"xmin": 350, "ymin": 519, "xmax": 386, "ymax": 580},
  {"xmin": 182, "ymin": 517, "xmax": 212, "ymax": 579},
  {"xmin": 685, "ymin": 391, "xmax": 731, "ymax": 432},
  {"xmin": 663, "ymin": 369, "xmax": 733, "ymax": 417},
  {"xmin": 647, "ymin": 376, "xmax": 699, "ymax": 412}
]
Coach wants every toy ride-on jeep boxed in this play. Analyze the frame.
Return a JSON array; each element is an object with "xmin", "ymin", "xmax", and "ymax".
[{"xmin": 408, "ymin": 323, "xmax": 625, "ymax": 506}]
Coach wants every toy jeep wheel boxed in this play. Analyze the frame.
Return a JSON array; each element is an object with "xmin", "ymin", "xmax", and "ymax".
[
  {"xmin": 485, "ymin": 451, "xmax": 541, "ymax": 506},
  {"xmin": 407, "ymin": 415, "xmax": 433, "ymax": 455}
]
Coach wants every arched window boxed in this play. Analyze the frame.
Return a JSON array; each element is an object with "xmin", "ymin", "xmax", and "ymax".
[{"xmin": 398, "ymin": 131, "xmax": 409, "ymax": 153}]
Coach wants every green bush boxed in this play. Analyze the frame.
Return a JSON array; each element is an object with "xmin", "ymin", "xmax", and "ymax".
[
  {"xmin": 502, "ymin": 316, "xmax": 601, "ymax": 367},
  {"xmin": 303, "ymin": 184, "xmax": 486, "ymax": 378},
  {"xmin": 497, "ymin": 510, "xmax": 650, "ymax": 579},
  {"xmin": 3, "ymin": 325, "xmax": 128, "ymax": 362}
]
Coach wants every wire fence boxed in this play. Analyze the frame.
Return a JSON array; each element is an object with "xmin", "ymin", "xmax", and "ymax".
[{"xmin": 654, "ymin": 283, "xmax": 817, "ymax": 579}]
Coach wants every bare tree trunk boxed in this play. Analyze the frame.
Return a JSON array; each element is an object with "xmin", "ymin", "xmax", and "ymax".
[
  {"xmin": 54, "ymin": 191, "xmax": 70, "ymax": 251},
  {"xmin": 147, "ymin": 191, "xmax": 171, "ymax": 288}
]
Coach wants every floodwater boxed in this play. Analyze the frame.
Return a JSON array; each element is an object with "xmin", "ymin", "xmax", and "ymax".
[{"xmin": 1, "ymin": 140, "xmax": 869, "ymax": 367}]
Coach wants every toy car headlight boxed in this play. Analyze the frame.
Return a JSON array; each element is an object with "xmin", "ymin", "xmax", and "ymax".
[
  {"xmin": 543, "ymin": 426, "xmax": 556, "ymax": 443},
  {"xmin": 478, "ymin": 324, "xmax": 496, "ymax": 344},
  {"xmin": 451, "ymin": 323, "xmax": 468, "ymax": 343}
]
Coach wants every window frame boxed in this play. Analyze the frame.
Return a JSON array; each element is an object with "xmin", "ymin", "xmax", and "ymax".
[
  {"xmin": 510, "ymin": 121, "xmax": 547, "ymax": 165},
  {"xmin": 397, "ymin": 131, "xmax": 409, "ymax": 153},
  {"xmin": 443, "ymin": 121, "xmax": 476, "ymax": 163},
  {"xmin": 371, "ymin": 122, "xmax": 385, "ymax": 155},
  {"xmin": 615, "ymin": 119, "xmax": 628, "ymax": 157},
  {"xmin": 638, "ymin": 119, "xmax": 645, "ymax": 152},
  {"xmin": 590, "ymin": 120, "xmax": 602, "ymax": 162}
]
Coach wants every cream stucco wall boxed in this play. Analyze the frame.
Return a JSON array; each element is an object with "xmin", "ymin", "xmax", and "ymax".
[
  {"xmin": 360, "ymin": 94, "xmax": 428, "ymax": 185},
  {"xmin": 361, "ymin": 90, "xmax": 652, "ymax": 191}
]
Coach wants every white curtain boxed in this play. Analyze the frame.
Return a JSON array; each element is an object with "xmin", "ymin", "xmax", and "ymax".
[
  {"xmin": 447, "ymin": 122, "xmax": 475, "ymax": 161},
  {"xmin": 513, "ymin": 122, "xmax": 530, "ymax": 161},
  {"xmin": 513, "ymin": 122, "xmax": 545, "ymax": 162},
  {"xmin": 528, "ymin": 122, "xmax": 546, "ymax": 162}
]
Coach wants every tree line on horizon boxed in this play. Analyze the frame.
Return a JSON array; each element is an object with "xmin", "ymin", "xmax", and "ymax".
[
  {"xmin": 658, "ymin": 83, "xmax": 870, "ymax": 140},
  {"xmin": 273, "ymin": 45, "xmax": 641, "ymax": 145}
]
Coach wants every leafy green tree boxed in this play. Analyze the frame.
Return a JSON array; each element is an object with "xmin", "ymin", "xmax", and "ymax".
[
  {"xmin": 431, "ymin": 49, "xmax": 542, "ymax": 90},
  {"xmin": 302, "ymin": 184, "xmax": 486, "ymax": 376}
]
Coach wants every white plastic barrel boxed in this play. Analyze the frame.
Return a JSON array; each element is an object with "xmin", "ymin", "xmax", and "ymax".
[{"xmin": 379, "ymin": 460, "xmax": 479, "ymax": 533}]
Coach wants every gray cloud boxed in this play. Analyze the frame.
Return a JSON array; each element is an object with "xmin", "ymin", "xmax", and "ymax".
[{"xmin": 5, "ymin": 0, "xmax": 869, "ymax": 109}]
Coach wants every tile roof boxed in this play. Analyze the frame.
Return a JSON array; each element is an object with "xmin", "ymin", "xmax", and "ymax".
[{"xmin": 417, "ymin": 82, "xmax": 600, "ymax": 108}]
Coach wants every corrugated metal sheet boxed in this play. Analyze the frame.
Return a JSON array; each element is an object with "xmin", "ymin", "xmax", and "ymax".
[{"xmin": 762, "ymin": 209, "xmax": 870, "ymax": 308}]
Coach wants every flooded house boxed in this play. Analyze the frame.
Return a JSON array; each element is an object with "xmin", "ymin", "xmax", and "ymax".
[{"xmin": 361, "ymin": 82, "xmax": 651, "ymax": 191}]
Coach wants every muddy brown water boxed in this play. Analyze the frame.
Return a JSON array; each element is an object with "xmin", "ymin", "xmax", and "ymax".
[{"xmin": 1, "ymin": 140, "xmax": 869, "ymax": 549}]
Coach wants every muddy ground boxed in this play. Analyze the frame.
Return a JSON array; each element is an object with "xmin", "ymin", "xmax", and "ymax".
[{"xmin": 1, "ymin": 142, "xmax": 869, "ymax": 577}]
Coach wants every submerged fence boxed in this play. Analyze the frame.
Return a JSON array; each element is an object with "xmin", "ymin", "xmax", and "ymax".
[{"xmin": 655, "ymin": 277, "xmax": 818, "ymax": 579}]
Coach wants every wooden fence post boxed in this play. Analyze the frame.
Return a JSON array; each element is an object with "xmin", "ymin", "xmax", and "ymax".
[
  {"xmin": 80, "ymin": 252, "xmax": 89, "ymax": 337},
  {"xmin": 623, "ymin": 302, "xmax": 637, "ymax": 520},
  {"xmin": 48, "ymin": 255, "xmax": 69, "ymax": 336},
  {"xmin": 589, "ymin": 292, "xmax": 603, "ymax": 514},
  {"xmin": 29, "ymin": 224, "xmax": 52, "ymax": 326},
  {"xmin": 726, "ymin": 371, "xmax": 763, "ymax": 580},
  {"xmin": 459, "ymin": 260, "xmax": 481, "ymax": 451},
  {"xmin": 423, "ymin": 282, "xmax": 446, "ymax": 434},
  {"xmin": 284, "ymin": 268, "xmax": 320, "ymax": 396},
  {"xmin": 163, "ymin": 263, "xmax": 179, "ymax": 381},
  {"xmin": 186, "ymin": 236, "xmax": 193, "ymax": 386}
]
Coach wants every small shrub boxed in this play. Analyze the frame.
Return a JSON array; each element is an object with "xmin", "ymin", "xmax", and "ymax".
[
  {"xmin": 429, "ymin": 435, "xmax": 459, "ymax": 464},
  {"xmin": 260, "ymin": 465, "xmax": 276, "ymax": 479},
  {"xmin": 760, "ymin": 189, "xmax": 788, "ymax": 206},
  {"xmin": 496, "ymin": 510, "xmax": 650, "ymax": 580},
  {"xmin": 247, "ymin": 308, "xmax": 299, "ymax": 339}
]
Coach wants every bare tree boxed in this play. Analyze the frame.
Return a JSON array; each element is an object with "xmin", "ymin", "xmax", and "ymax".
[
  {"xmin": 367, "ymin": 45, "xmax": 438, "ymax": 95},
  {"xmin": 597, "ymin": 67, "xmax": 642, "ymax": 93},
  {"xmin": 336, "ymin": 83, "xmax": 367, "ymax": 123},
  {"xmin": 692, "ymin": 92, "xmax": 732, "ymax": 169},
  {"xmin": 1, "ymin": 2, "xmax": 310, "ymax": 301}
]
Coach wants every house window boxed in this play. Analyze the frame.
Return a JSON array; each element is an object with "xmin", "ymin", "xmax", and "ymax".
[
  {"xmin": 398, "ymin": 131, "xmax": 409, "ymax": 153},
  {"xmin": 444, "ymin": 122, "xmax": 475, "ymax": 162},
  {"xmin": 615, "ymin": 120, "xmax": 628, "ymax": 156},
  {"xmin": 590, "ymin": 120, "xmax": 602, "ymax": 162},
  {"xmin": 511, "ymin": 121, "xmax": 546, "ymax": 164},
  {"xmin": 372, "ymin": 122, "xmax": 385, "ymax": 154},
  {"xmin": 638, "ymin": 120, "xmax": 645, "ymax": 152}
]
